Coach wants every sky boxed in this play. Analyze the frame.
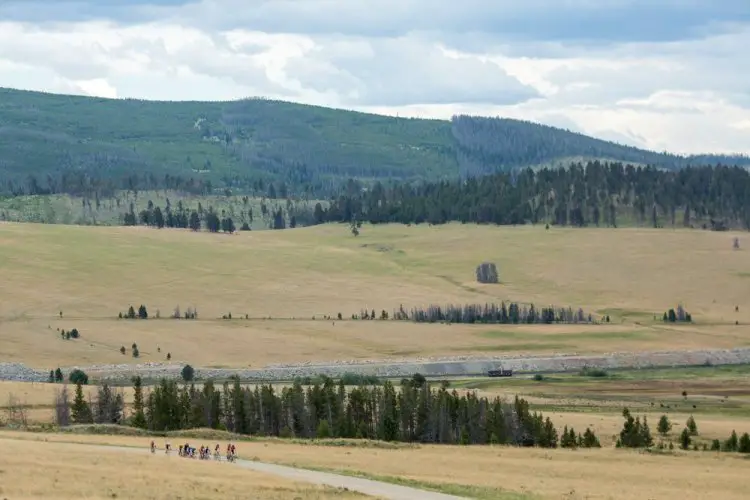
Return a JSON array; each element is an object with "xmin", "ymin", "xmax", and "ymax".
[{"xmin": 0, "ymin": 0, "xmax": 748, "ymax": 155}]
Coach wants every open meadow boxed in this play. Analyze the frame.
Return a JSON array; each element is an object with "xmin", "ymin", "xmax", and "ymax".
[
  {"xmin": 0, "ymin": 432, "xmax": 370, "ymax": 500},
  {"xmin": 1, "ymin": 430, "xmax": 749, "ymax": 500},
  {"xmin": 0, "ymin": 221, "xmax": 749, "ymax": 370}
]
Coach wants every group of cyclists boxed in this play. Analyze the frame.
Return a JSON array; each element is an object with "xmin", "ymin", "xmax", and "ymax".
[{"xmin": 150, "ymin": 440, "xmax": 237, "ymax": 462}]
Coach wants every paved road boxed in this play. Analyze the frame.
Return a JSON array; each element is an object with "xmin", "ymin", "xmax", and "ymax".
[{"xmin": 1, "ymin": 437, "xmax": 466, "ymax": 500}]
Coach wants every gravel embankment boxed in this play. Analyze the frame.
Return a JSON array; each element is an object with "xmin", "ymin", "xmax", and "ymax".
[{"xmin": 3, "ymin": 347, "xmax": 750, "ymax": 383}]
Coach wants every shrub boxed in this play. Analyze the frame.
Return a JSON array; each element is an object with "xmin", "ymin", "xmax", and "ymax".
[
  {"xmin": 119, "ymin": 346, "xmax": 126, "ymax": 355},
  {"xmin": 533, "ymin": 374, "xmax": 545, "ymax": 381},
  {"xmin": 580, "ymin": 367, "xmax": 608, "ymax": 378},
  {"xmin": 69, "ymin": 369, "xmax": 89, "ymax": 385},
  {"xmin": 69, "ymin": 328, "xmax": 80, "ymax": 339},
  {"xmin": 137, "ymin": 304, "xmax": 148, "ymax": 319},
  {"xmin": 54, "ymin": 368, "xmax": 63, "ymax": 382},
  {"xmin": 181, "ymin": 364, "xmax": 195, "ymax": 382},
  {"xmin": 132, "ymin": 346, "xmax": 139, "ymax": 358},
  {"xmin": 710, "ymin": 439, "xmax": 721, "ymax": 451},
  {"xmin": 316, "ymin": 420, "xmax": 331, "ymax": 438}
]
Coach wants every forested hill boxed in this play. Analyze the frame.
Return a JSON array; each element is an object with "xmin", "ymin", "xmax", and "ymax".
[
  {"xmin": 321, "ymin": 162, "xmax": 750, "ymax": 231},
  {"xmin": 0, "ymin": 87, "xmax": 748, "ymax": 197}
]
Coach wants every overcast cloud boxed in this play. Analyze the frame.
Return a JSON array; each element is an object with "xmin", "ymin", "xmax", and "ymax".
[{"xmin": 0, "ymin": 0, "xmax": 748, "ymax": 154}]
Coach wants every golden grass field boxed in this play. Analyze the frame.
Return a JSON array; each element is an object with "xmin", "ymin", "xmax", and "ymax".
[
  {"xmin": 0, "ymin": 433, "xmax": 370, "ymax": 500},
  {"xmin": 2, "ymin": 430, "xmax": 748, "ymax": 500},
  {"xmin": 1, "ymin": 221, "xmax": 749, "ymax": 369}
]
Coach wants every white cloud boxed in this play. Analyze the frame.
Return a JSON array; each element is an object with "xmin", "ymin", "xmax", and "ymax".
[{"xmin": 0, "ymin": 1, "xmax": 748, "ymax": 155}]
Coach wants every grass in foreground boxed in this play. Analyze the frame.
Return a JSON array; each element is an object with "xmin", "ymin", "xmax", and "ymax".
[
  {"xmin": 2, "ymin": 430, "xmax": 749, "ymax": 500},
  {"xmin": 1, "ymin": 222, "xmax": 749, "ymax": 369},
  {"xmin": 0, "ymin": 435, "xmax": 371, "ymax": 499}
]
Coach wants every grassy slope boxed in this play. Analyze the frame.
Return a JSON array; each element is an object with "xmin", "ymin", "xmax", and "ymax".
[
  {"xmin": 0, "ymin": 435, "xmax": 368, "ymax": 500},
  {"xmin": 1, "ymin": 222, "xmax": 749, "ymax": 369},
  {"xmin": 3, "ymin": 87, "xmax": 747, "ymax": 190},
  {"xmin": 3, "ymin": 431, "xmax": 749, "ymax": 500}
]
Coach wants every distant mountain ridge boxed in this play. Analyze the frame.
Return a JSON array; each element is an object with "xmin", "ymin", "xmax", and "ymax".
[{"xmin": 0, "ymin": 87, "xmax": 747, "ymax": 196}]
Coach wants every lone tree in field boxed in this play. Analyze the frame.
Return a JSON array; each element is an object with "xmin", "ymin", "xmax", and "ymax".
[
  {"xmin": 475, "ymin": 262, "xmax": 499, "ymax": 284},
  {"xmin": 181, "ymin": 364, "xmax": 195, "ymax": 382}
]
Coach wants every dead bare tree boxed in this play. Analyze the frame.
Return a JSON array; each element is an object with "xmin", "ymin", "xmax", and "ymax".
[
  {"xmin": 55, "ymin": 385, "xmax": 71, "ymax": 427},
  {"xmin": 6, "ymin": 393, "xmax": 29, "ymax": 429}
]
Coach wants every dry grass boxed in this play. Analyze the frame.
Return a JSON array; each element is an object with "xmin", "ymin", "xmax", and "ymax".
[
  {"xmin": 0, "ymin": 433, "xmax": 370, "ymax": 499},
  {"xmin": 1, "ymin": 222, "xmax": 749, "ymax": 369},
  {"xmin": 2, "ymin": 430, "xmax": 748, "ymax": 500}
]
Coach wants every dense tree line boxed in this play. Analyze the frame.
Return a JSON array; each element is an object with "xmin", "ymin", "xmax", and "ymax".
[
  {"xmin": 125, "ymin": 375, "xmax": 599, "ymax": 447},
  {"xmin": 319, "ymin": 162, "xmax": 750, "ymax": 229},
  {"xmin": 450, "ymin": 116, "xmax": 750, "ymax": 176},
  {"xmin": 389, "ymin": 302, "xmax": 592, "ymax": 324}
]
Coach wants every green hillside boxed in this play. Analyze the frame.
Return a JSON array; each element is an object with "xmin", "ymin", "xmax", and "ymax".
[{"xmin": 0, "ymin": 87, "xmax": 747, "ymax": 197}]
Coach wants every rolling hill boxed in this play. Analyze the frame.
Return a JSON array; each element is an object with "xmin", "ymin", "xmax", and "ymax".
[{"xmin": 0, "ymin": 87, "xmax": 748, "ymax": 197}]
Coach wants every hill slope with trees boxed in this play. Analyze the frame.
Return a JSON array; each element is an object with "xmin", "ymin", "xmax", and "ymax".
[{"xmin": 1, "ymin": 87, "xmax": 748, "ymax": 198}]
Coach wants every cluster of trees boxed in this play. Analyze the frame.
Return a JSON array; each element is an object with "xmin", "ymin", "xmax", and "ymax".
[
  {"xmin": 53, "ymin": 382, "xmax": 125, "ymax": 427},
  {"xmin": 58, "ymin": 327, "xmax": 80, "ymax": 340},
  {"xmin": 390, "ymin": 302, "xmax": 592, "ymax": 325},
  {"xmin": 117, "ymin": 375, "xmax": 601, "ymax": 447},
  {"xmin": 117, "ymin": 304, "xmax": 197, "ymax": 320},
  {"xmin": 318, "ymin": 163, "xmax": 750, "ymax": 230},
  {"xmin": 120, "ymin": 305, "xmax": 149, "ymax": 319},
  {"xmin": 663, "ymin": 305, "xmax": 692, "ymax": 323},
  {"xmin": 120, "ymin": 197, "xmax": 314, "ymax": 231}
]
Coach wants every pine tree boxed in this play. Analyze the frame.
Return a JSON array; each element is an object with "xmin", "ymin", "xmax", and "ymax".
[
  {"xmin": 680, "ymin": 428, "xmax": 691, "ymax": 450},
  {"xmin": 686, "ymin": 415, "xmax": 698, "ymax": 435},
  {"xmin": 657, "ymin": 415, "xmax": 672, "ymax": 436},
  {"xmin": 131, "ymin": 376, "xmax": 147, "ymax": 429},
  {"xmin": 71, "ymin": 382, "xmax": 92, "ymax": 424}
]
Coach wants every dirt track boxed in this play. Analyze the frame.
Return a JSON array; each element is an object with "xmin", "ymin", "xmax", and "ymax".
[{"xmin": 0, "ymin": 436, "xmax": 465, "ymax": 500}]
